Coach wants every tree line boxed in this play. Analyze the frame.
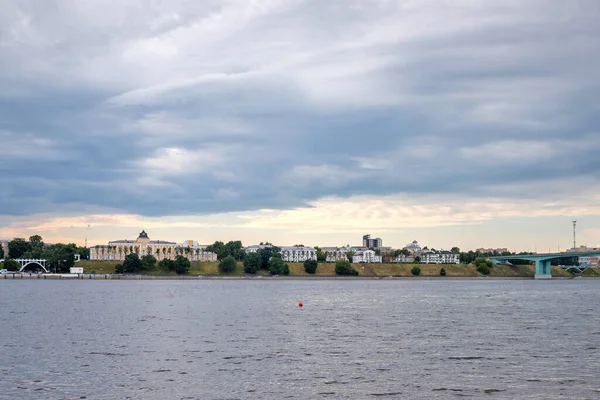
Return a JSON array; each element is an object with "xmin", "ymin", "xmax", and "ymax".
[
  {"xmin": 0, "ymin": 235, "xmax": 88, "ymax": 273},
  {"xmin": 114, "ymin": 253, "xmax": 190, "ymax": 274}
]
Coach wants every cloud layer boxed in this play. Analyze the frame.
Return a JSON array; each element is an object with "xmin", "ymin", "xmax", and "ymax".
[{"xmin": 1, "ymin": 0, "xmax": 599, "ymax": 221}]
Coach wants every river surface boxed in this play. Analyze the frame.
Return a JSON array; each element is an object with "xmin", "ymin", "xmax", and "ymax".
[{"xmin": 1, "ymin": 279, "xmax": 600, "ymax": 399}]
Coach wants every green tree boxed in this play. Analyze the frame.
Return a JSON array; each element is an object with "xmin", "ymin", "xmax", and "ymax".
[
  {"xmin": 3, "ymin": 259, "xmax": 20, "ymax": 271},
  {"xmin": 268, "ymin": 257, "xmax": 289, "ymax": 275},
  {"xmin": 159, "ymin": 258, "xmax": 175, "ymax": 272},
  {"xmin": 304, "ymin": 259, "xmax": 318, "ymax": 274},
  {"xmin": 451, "ymin": 247, "xmax": 460, "ymax": 254},
  {"xmin": 219, "ymin": 255, "xmax": 237, "ymax": 273},
  {"xmin": 345, "ymin": 251, "xmax": 355, "ymax": 262},
  {"xmin": 474, "ymin": 257, "xmax": 492, "ymax": 275},
  {"xmin": 77, "ymin": 246, "xmax": 90, "ymax": 260},
  {"xmin": 226, "ymin": 241, "xmax": 245, "ymax": 260},
  {"xmin": 8, "ymin": 238, "xmax": 30, "ymax": 259},
  {"xmin": 315, "ymin": 248, "xmax": 326, "ymax": 262},
  {"xmin": 206, "ymin": 241, "xmax": 230, "ymax": 260},
  {"xmin": 174, "ymin": 255, "xmax": 190, "ymax": 274},
  {"xmin": 258, "ymin": 246, "xmax": 281, "ymax": 269},
  {"xmin": 243, "ymin": 252, "xmax": 262, "ymax": 274},
  {"xmin": 0, "ymin": 245, "xmax": 4, "ymax": 259},
  {"xmin": 414, "ymin": 256, "xmax": 421, "ymax": 263},
  {"xmin": 140, "ymin": 254, "xmax": 157, "ymax": 271},
  {"xmin": 122, "ymin": 253, "xmax": 142, "ymax": 273},
  {"xmin": 114, "ymin": 263, "xmax": 125, "ymax": 274},
  {"xmin": 29, "ymin": 234, "xmax": 43, "ymax": 245},
  {"xmin": 335, "ymin": 259, "xmax": 358, "ymax": 276},
  {"xmin": 440, "ymin": 267, "xmax": 447, "ymax": 276},
  {"xmin": 411, "ymin": 266, "xmax": 421, "ymax": 276},
  {"xmin": 46, "ymin": 244, "xmax": 76, "ymax": 273}
]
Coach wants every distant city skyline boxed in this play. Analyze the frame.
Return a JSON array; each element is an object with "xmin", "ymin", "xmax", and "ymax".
[{"xmin": 1, "ymin": 2, "xmax": 598, "ymax": 252}]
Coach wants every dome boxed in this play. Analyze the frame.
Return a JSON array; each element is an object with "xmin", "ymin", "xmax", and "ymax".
[{"xmin": 137, "ymin": 230, "xmax": 149, "ymax": 240}]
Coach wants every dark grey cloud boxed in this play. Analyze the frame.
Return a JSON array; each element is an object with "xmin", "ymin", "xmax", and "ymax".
[{"xmin": 1, "ymin": 0, "xmax": 599, "ymax": 217}]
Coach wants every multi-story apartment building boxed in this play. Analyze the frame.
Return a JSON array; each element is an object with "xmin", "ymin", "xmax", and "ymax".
[
  {"xmin": 353, "ymin": 249, "xmax": 382, "ymax": 263},
  {"xmin": 90, "ymin": 230, "xmax": 217, "ymax": 262},
  {"xmin": 420, "ymin": 250, "xmax": 460, "ymax": 264},
  {"xmin": 280, "ymin": 246, "xmax": 317, "ymax": 262},
  {"xmin": 245, "ymin": 244, "xmax": 317, "ymax": 262},
  {"xmin": 578, "ymin": 256, "xmax": 600, "ymax": 266},
  {"xmin": 362, "ymin": 234, "xmax": 383, "ymax": 249},
  {"xmin": 393, "ymin": 254, "xmax": 415, "ymax": 263},
  {"xmin": 325, "ymin": 249, "xmax": 348, "ymax": 263}
]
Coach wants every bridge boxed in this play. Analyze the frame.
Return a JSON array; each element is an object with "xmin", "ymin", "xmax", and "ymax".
[
  {"xmin": 0, "ymin": 259, "xmax": 48, "ymax": 273},
  {"xmin": 489, "ymin": 252, "xmax": 600, "ymax": 280}
]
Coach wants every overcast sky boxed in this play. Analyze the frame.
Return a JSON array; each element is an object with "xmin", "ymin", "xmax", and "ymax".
[{"xmin": 1, "ymin": 0, "xmax": 599, "ymax": 251}]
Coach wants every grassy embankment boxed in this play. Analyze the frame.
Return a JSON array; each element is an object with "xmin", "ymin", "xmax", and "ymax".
[{"xmin": 77, "ymin": 260, "xmax": 574, "ymax": 277}]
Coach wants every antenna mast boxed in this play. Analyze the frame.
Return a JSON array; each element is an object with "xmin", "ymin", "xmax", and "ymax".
[{"xmin": 572, "ymin": 220, "xmax": 577, "ymax": 250}]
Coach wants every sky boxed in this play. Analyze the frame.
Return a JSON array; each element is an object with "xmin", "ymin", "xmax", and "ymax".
[{"xmin": 1, "ymin": 0, "xmax": 599, "ymax": 252}]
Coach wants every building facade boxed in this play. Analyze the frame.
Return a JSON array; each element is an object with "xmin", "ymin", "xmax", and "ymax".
[
  {"xmin": 325, "ymin": 250, "xmax": 348, "ymax": 263},
  {"xmin": 476, "ymin": 248, "xmax": 509, "ymax": 254},
  {"xmin": 393, "ymin": 254, "xmax": 415, "ymax": 263},
  {"xmin": 353, "ymin": 249, "xmax": 382, "ymax": 263},
  {"xmin": 363, "ymin": 234, "xmax": 383, "ymax": 249},
  {"xmin": 420, "ymin": 250, "xmax": 460, "ymax": 264},
  {"xmin": 90, "ymin": 230, "xmax": 217, "ymax": 262},
  {"xmin": 245, "ymin": 245, "xmax": 317, "ymax": 262},
  {"xmin": 404, "ymin": 240, "xmax": 422, "ymax": 254},
  {"xmin": 578, "ymin": 256, "xmax": 600, "ymax": 266},
  {"xmin": 280, "ymin": 246, "xmax": 317, "ymax": 262}
]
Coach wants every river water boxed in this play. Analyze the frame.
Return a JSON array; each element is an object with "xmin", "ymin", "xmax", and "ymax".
[{"xmin": 1, "ymin": 279, "xmax": 599, "ymax": 399}]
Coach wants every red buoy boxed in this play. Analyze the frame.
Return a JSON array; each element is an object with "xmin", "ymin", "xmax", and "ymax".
[{"xmin": 298, "ymin": 302, "xmax": 303, "ymax": 307}]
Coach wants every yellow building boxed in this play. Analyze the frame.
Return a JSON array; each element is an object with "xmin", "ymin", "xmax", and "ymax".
[{"xmin": 90, "ymin": 230, "xmax": 217, "ymax": 262}]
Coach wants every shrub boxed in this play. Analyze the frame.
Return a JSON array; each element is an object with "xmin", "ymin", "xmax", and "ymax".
[
  {"xmin": 140, "ymin": 254, "xmax": 157, "ymax": 271},
  {"xmin": 159, "ymin": 258, "xmax": 175, "ymax": 272},
  {"xmin": 476, "ymin": 264, "xmax": 490, "ymax": 275},
  {"xmin": 243, "ymin": 252, "xmax": 262, "ymax": 274},
  {"xmin": 335, "ymin": 259, "xmax": 358, "ymax": 276},
  {"xmin": 304, "ymin": 259, "xmax": 318, "ymax": 274},
  {"xmin": 440, "ymin": 267, "xmax": 446, "ymax": 276},
  {"xmin": 219, "ymin": 255, "xmax": 237, "ymax": 273},
  {"xmin": 114, "ymin": 264, "xmax": 124, "ymax": 273},
  {"xmin": 3, "ymin": 259, "xmax": 20, "ymax": 272},
  {"xmin": 174, "ymin": 255, "xmax": 190, "ymax": 274},
  {"xmin": 474, "ymin": 257, "xmax": 492, "ymax": 275},
  {"xmin": 268, "ymin": 257, "xmax": 289, "ymax": 275},
  {"xmin": 122, "ymin": 253, "xmax": 141, "ymax": 273},
  {"xmin": 411, "ymin": 266, "xmax": 421, "ymax": 276}
]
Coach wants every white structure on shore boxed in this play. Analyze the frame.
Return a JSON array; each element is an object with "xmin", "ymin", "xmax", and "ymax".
[
  {"xmin": 325, "ymin": 249, "xmax": 347, "ymax": 263},
  {"xmin": 280, "ymin": 246, "xmax": 317, "ymax": 262},
  {"xmin": 244, "ymin": 244, "xmax": 317, "ymax": 262},
  {"xmin": 393, "ymin": 254, "xmax": 415, "ymax": 263},
  {"xmin": 90, "ymin": 230, "xmax": 217, "ymax": 262},
  {"xmin": 420, "ymin": 250, "xmax": 460, "ymax": 264},
  {"xmin": 404, "ymin": 240, "xmax": 422, "ymax": 254},
  {"xmin": 352, "ymin": 249, "xmax": 382, "ymax": 263}
]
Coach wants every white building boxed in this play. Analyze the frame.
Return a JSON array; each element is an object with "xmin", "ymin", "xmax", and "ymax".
[
  {"xmin": 420, "ymin": 250, "xmax": 459, "ymax": 264},
  {"xmin": 280, "ymin": 246, "xmax": 317, "ymax": 262},
  {"xmin": 579, "ymin": 256, "xmax": 600, "ymax": 266},
  {"xmin": 90, "ymin": 230, "xmax": 217, "ymax": 262},
  {"xmin": 326, "ymin": 250, "xmax": 347, "ymax": 263},
  {"xmin": 404, "ymin": 240, "xmax": 422, "ymax": 254},
  {"xmin": 394, "ymin": 254, "xmax": 415, "ymax": 263},
  {"xmin": 353, "ymin": 250, "xmax": 382, "ymax": 263},
  {"xmin": 244, "ymin": 245, "xmax": 272, "ymax": 253}
]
